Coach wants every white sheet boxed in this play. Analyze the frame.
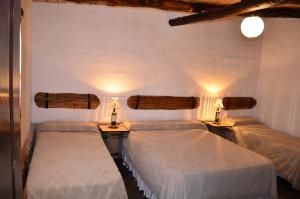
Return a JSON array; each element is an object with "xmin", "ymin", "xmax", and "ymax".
[
  {"xmin": 233, "ymin": 124, "xmax": 300, "ymax": 191},
  {"xmin": 26, "ymin": 132, "xmax": 127, "ymax": 199},
  {"xmin": 124, "ymin": 129, "xmax": 277, "ymax": 199}
]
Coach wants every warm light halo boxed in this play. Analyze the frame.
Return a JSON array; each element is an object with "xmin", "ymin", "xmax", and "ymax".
[
  {"xmin": 206, "ymin": 85, "xmax": 221, "ymax": 94},
  {"xmin": 241, "ymin": 16, "xmax": 264, "ymax": 38}
]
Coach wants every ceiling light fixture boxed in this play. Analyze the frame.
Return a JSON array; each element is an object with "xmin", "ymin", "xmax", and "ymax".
[{"xmin": 241, "ymin": 16, "xmax": 264, "ymax": 38}]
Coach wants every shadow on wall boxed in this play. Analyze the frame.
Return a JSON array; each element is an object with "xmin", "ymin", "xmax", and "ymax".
[
  {"xmin": 255, "ymin": 65, "xmax": 300, "ymax": 136},
  {"xmin": 255, "ymin": 18, "xmax": 300, "ymax": 137}
]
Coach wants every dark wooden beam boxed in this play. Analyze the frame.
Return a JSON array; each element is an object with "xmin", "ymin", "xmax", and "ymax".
[
  {"xmin": 243, "ymin": 7, "xmax": 300, "ymax": 18},
  {"xmin": 33, "ymin": 0, "xmax": 225, "ymax": 12},
  {"xmin": 169, "ymin": 0, "xmax": 300, "ymax": 26},
  {"xmin": 32, "ymin": 0, "xmax": 300, "ymax": 20}
]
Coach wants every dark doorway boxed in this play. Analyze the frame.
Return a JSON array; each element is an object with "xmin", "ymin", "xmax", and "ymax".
[{"xmin": 0, "ymin": 0, "xmax": 22, "ymax": 198}]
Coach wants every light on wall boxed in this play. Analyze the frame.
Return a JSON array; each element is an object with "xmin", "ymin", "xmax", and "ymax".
[
  {"xmin": 206, "ymin": 85, "xmax": 221, "ymax": 94},
  {"xmin": 241, "ymin": 16, "xmax": 264, "ymax": 38},
  {"xmin": 91, "ymin": 72, "xmax": 143, "ymax": 94}
]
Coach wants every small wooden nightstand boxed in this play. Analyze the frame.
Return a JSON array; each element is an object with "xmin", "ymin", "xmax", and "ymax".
[
  {"xmin": 98, "ymin": 124, "xmax": 129, "ymax": 159},
  {"xmin": 204, "ymin": 122, "xmax": 235, "ymax": 142}
]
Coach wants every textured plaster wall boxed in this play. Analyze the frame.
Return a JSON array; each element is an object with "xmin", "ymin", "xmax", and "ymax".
[
  {"xmin": 255, "ymin": 18, "xmax": 300, "ymax": 137},
  {"xmin": 31, "ymin": 3, "xmax": 263, "ymax": 123}
]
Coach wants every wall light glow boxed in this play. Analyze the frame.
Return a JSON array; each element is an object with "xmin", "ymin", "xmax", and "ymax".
[
  {"xmin": 205, "ymin": 85, "xmax": 221, "ymax": 94},
  {"xmin": 93, "ymin": 73, "xmax": 144, "ymax": 94}
]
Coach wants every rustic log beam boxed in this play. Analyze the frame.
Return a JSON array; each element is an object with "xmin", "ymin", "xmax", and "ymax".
[
  {"xmin": 33, "ymin": 0, "xmax": 225, "ymax": 12},
  {"xmin": 127, "ymin": 95, "xmax": 200, "ymax": 110},
  {"xmin": 169, "ymin": 0, "xmax": 299, "ymax": 26},
  {"xmin": 33, "ymin": 0, "xmax": 300, "ymax": 19},
  {"xmin": 222, "ymin": 97, "xmax": 256, "ymax": 110},
  {"xmin": 34, "ymin": 92, "xmax": 100, "ymax": 109},
  {"xmin": 243, "ymin": 7, "xmax": 300, "ymax": 18}
]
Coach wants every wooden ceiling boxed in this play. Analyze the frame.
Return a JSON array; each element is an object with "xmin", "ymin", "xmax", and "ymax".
[{"xmin": 33, "ymin": 0, "xmax": 300, "ymax": 26}]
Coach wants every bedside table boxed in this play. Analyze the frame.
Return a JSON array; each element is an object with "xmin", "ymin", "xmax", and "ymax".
[
  {"xmin": 98, "ymin": 124, "xmax": 130, "ymax": 159},
  {"xmin": 204, "ymin": 122, "xmax": 235, "ymax": 142}
]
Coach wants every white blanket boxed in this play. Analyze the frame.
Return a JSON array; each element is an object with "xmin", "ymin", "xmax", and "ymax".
[
  {"xmin": 26, "ymin": 132, "xmax": 127, "ymax": 199},
  {"xmin": 233, "ymin": 124, "xmax": 300, "ymax": 191},
  {"xmin": 124, "ymin": 129, "xmax": 277, "ymax": 199}
]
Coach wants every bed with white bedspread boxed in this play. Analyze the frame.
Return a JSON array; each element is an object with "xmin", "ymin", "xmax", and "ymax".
[
  {"xmin": 25, "ymin": 121, "xmax": 127, "ymax": 199},
  {"xmin": 123, "ymin": 120, "xmax": 277, "ymax": 199},
  {"xmin": 227, "ymin": 117, "xmax": 300, "ymax": 191}
]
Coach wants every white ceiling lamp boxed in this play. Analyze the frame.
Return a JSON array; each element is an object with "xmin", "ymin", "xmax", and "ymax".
[{"xmin": 241, "ymin": 16, "xmax": 264, "ymax": 38}]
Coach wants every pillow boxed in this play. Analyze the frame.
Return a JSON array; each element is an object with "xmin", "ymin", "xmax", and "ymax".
[
  {"xmin": 124, "ymin": 120, "xmax": 207, "ymax": 131},
  {"xmin": 223, "ymin": 116, "xmax": 260, "ymax": 126},
  {"xmin": 36, "ymin": 121, "xmax": 99, "ymax": 133}
]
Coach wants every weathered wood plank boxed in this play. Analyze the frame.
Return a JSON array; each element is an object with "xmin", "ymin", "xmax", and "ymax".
[
  {"xmin": 222, "ymin": 97, "xmax": 256, "ymax": 110},
  {"xmin": 34, "ymin": 92, "xmax": 100, "ymax": 109},
  {"xmin": 127, "ymin": 95, "xmax": 200, "ymax": 110}
]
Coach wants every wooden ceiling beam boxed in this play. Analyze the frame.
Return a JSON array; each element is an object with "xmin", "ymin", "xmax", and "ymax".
[
  {"xmin": 169, "ymin": 0, "xmax": 300, "ymax": 26},
  {"xmin": 33, "ymin": 0, "xmax": 225, "ymax": 12},
  {"xmin": 243, "ymin": 7, "xmax": 300, "ymax": 18},
  {"xmin": 33, "ymin": 0, "xmax": 300, "ymax": 20}
]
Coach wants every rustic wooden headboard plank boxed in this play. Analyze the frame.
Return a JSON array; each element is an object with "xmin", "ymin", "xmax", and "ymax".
[
  {"xmin": 127, "ymin": 95, "xmax": 200, "ymax": 110},
  {"xmin": 222, "ymin": 97, "xmax": 256, "ymax": 110},
  {"xmin": 34, "ymin": 92, "xmax": 100, "ymax": 109}
]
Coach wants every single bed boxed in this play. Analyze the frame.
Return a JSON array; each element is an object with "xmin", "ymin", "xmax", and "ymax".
[
  {"xmin": 227, "ymin": 117, "xmax": 300, "ymax": 191},
  {"xmin": 123, "ymin": 120, "xmax": 277, "ymax": 199},
  {"xmin": 25, "ymin": 121, "xmax": 127, "ymax": 199}
]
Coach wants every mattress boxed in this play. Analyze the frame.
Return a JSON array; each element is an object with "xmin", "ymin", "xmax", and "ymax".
[
  {"xmin": 233, "ymin": 124, "xmax": 300, "ymax": 191},
  {"xmin": 123, "ymin": 128, "xmax": 277, "ymax": 199},
  {"xmin": 26, "ymin": 131, "xmax": 127, "ymax": 199}
]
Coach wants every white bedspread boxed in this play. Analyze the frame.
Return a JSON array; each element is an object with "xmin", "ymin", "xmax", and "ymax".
[
  {"xmin": 26, "ymin": 132, "xmax": 127, "ymax": 199},
  {"xmin": 233, "ymin": 124, "xmax": 300, "ymax": 191},
  {"xmin": 124, "ymin": 129, "xmax": 277, "ymax": 199}
]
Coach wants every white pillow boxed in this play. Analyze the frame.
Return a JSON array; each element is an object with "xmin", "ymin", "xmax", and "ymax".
[
  {"xmin": 224, "ymin": 117, "xmax": 260, "ymax": 126},
  {"xmin": 124, "ymin": 120, "xmax": 207, "ymax": 131},
  {"xmin": 37, "ymin": 121, "xmax": 99, "ymax": 133}
]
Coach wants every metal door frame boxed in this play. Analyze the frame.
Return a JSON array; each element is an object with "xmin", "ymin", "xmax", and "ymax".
[{"xmin": 0, "ymin": 0, "xmax": 22, "ymax": 198}]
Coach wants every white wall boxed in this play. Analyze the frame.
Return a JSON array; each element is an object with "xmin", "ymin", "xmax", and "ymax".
[
  {"xmin": 32, "ymin": 3, "xmax": 263, "ymax": 123},
  {"xmin": 255, "ymin": 19, "xmax": 300, "ymax": 137},
  {"xmin": 21, "ymin": 0, "xmax": 32, "ymax": 148}
]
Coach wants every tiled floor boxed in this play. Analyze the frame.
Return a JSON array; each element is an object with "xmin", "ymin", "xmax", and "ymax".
[{"xmin": 115, "ymin": 159, "xmax": 300, "ymax": 199}]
